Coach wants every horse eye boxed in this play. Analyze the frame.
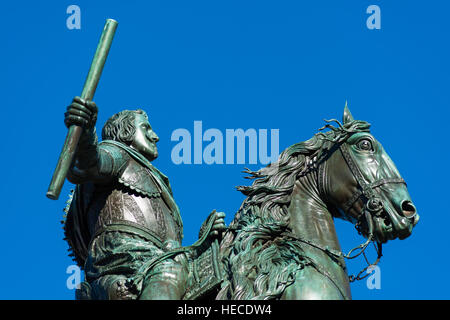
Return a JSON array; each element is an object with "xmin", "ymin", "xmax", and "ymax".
[{"xmin": 357, "ymin": 139, "xmax": 373, "ymax": 151}]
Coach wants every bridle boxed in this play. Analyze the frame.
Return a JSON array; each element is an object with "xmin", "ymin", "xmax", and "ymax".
[
  {"xmin": 335, "ymin": 141, "xmax": 406, "ymax": 280},
  {"xmin": 338, "ymin": 142, "xmax": 406, "ymax": 219}
]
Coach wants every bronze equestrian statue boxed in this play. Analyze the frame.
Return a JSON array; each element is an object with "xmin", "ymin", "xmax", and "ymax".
[
  {"xmin": 55, "ymin": 20, "xmax": 419, "ymax": 300},
  {"xmin": 62, "ymin": 102, "xmax": 419, "ymax": 300}
]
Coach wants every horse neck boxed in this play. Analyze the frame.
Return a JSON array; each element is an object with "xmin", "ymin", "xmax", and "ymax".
[
  {"xmin": 286, "ymin": 171, "xmax": 352, "ymax": 300},
  {"xmin": 287, "ymin": 171, "xmax": 344, "ymax": 264}
]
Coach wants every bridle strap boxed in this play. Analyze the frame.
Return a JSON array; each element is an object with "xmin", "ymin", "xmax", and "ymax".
[
  {"xmin": 338, "ymin": 142, "xmax": 406, "ymax": 213},
  {"xmin": 342, "ymin": 178, "xmax": 406, "ymax": 213}
]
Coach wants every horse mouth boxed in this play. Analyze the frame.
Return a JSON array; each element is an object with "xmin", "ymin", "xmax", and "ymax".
[
  {"xmin": 371, "ymin": 216, "xmax": 397, "ymax": 243},
  {"xmin": 370, "ymin": 201, "xmax": 418, "ymax": 243}
]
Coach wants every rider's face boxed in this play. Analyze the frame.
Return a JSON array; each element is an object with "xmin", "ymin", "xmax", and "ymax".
[{"xmin": 130, "ymin": 114, "xmax": 159, "ymax": 161}]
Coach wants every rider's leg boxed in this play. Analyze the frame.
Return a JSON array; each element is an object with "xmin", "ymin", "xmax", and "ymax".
[{"xmin": 139, "ymin": 255, "xmax": 188, "ymax": 300}]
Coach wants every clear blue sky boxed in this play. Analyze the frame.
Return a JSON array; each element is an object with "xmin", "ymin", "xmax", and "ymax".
[{"xmin": 1, "ymin": 1, "xmax": 448, "ymax": 299}]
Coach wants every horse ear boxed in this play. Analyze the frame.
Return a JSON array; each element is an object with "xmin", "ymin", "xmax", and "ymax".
[{"xmin": 343, "ymin": 101, "xmax": 354, "ymax": 124}]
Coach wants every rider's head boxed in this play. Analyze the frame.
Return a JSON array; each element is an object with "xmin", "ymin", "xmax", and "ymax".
[{"xmin": 102, "ymin": 109, "xmax": 159, "ymax": 161}]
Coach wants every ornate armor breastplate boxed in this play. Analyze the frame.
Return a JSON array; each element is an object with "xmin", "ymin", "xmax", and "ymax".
[{"xmin": 88, "ymin": 158, "xmax": 182, "ymax": 244}]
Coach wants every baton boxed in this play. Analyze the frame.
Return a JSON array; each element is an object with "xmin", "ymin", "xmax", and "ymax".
[{"xmin": 46, "ymin": 19, "xmax": 118, "ymax": 200}]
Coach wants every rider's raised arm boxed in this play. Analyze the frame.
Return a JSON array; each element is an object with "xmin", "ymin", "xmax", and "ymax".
[{"xmin": 65, "ymin": 96, "xmax": 128, "ymax": 184}]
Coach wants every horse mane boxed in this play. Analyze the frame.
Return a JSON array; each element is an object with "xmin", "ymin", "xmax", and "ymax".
[{"xmin": 217, "ymin": 119, "xmax": 370, "ymax": 300}]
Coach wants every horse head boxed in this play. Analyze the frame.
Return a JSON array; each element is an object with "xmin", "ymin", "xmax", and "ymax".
[
  {"xmin": 319, "ymin": 104, "xmax": 419, "ymax": 244},
  {"xmin": 217, "ymin": 104, "xmax": 420, "ymax": 300}
]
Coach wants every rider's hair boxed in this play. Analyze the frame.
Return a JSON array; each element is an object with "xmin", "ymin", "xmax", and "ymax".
[{"xmin": 102, "ymin": 109, "xmax": 148, "ymax": 145}]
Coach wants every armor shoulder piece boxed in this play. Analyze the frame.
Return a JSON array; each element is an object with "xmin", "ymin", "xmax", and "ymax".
[
  {"xmin": 98, "ymin": 143, "xmax": 129, "ymax": 177},
  {"xmin": 118, "ymin": 158, "xmax": 162, "ymax": 198}
]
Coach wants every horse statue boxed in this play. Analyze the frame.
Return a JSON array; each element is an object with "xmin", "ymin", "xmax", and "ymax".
[{"xmin": 191, "ymin": 105, "xmax": 418, "ymax": 300}]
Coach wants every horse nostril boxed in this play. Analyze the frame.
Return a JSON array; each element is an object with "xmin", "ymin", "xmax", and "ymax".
[{"xmin": 401, "ymin": 200, "xmax": 416, "ymax": 218}]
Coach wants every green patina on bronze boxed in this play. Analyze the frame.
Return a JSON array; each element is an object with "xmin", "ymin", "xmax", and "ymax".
[
  {"xmin": 62, "ymin": 105, "xmax": 226, "ymax": 300},
  {"xmin": 216, "ymin": 105, "xmax": 419, "ymax": 300},
  {"xmin": 56, "ymin": 20, "xmax": 419, "ymax": 300},
  {"xmin": 62, "ymin": 104, "xmax": 418, "ymax": 300}
]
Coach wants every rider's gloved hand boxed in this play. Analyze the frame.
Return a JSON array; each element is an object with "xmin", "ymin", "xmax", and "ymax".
[
  {"xmin": 209, "ymin": 211, "xmax": 226, "ymax": 238},
  {"xmin": 64, "ymin": 96, "xmax": 98, "ymax": 129},
  {"xmin": 199, "ymin": 210, "xmax": 226, "ymax": 240}
]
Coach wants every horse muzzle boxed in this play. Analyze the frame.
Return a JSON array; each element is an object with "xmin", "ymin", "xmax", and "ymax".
[{"xmin": 372, "ymin": 196, "xmax": 419, "ymax": 243}]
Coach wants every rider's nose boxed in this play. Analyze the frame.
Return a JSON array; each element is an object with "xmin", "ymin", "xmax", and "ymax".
[
  {"xmin": 400, "ymin": 200, "xmax": 417, "ymax": 219},
  {"xmin": 150, "ymin": 132, "xmax": 159, "ymax": 143}
]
